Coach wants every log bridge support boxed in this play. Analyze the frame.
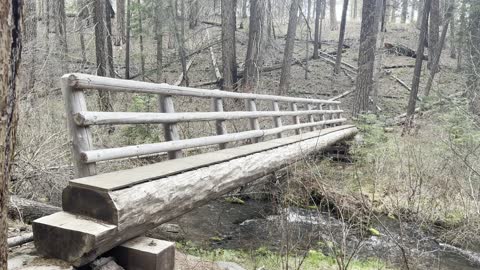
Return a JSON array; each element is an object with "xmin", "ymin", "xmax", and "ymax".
[{"xmin": 32, "ymin": 74, "xmax": 358, "ymax": 267}]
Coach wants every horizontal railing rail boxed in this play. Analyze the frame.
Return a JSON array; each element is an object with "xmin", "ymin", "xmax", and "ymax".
[{"xmin": 61, "ymin": 73, "xmax": 347, "ymax": 177}]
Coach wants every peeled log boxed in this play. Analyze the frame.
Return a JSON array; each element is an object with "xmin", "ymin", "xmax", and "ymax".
[
  {"xmin": 8, "ymin": 196, "xmax": 61, "ymax": 223},
  {"xmin": 33, "ymin": 126, "xmax": 358, "ymax": 266}
]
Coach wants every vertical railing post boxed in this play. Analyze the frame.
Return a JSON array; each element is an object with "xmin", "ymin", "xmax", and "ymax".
[
  {"xmin": 290, "ymin": 102, "xmax": 301, "ymax": 135},
  {"xmin": 336, "ymin": 104, "xmax": 342, "ymax": 122},
  {"xmin": 159, "ymin": 95, "xmax": 183, "ymax": 159},
  {"xmin": 307, "ymin": 104, "xmax": 315, "ymax": 132},
  {"xmin": 247, "ymin": 99, "xmax": 260, "ymax": 143},
  {"xmin": 321, "ymin": 103, "xmax": 326, "ymax": 129},
  {"xmin": 62, "ymin": 75, "xmax": 97, "ymax": 177},
  {"xmin": 328, "ymin": 104, "xmax": 335, "ymax": 127},
  {"xmin": 213, "ymin": 98, "xmax": 227, "ymax": 149},
  {"xmin": 272, "ymin": 101, "xmax": 283, "ymax": 138}
]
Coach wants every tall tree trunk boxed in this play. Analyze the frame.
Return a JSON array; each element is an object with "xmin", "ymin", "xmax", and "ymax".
[
  {"xmin": 94, "ymin": 0, "xmax": 112, "ymax": 111},
  {"xmin": 0, "ymin": 1, "xmax": 22, "ymax": 269},
  {"xmin": 424, "ymin": 5, "xmax": 453, "ymax": 96},
  {"xmin": 410, "ymin": 0, "xmax": 417, "ymax": 23},
  {"xmin": 221, "ymin": 0, "xmax": 238, "ymax": 90},
  {"xmin": 156, "ymin": 0, "xmax": 164, "ymax": 82},
  {"xmin": 137, "ymin": 0, "xmax": 145, "ymax": 81},
  {"xmin": 77, "ymin": 0, "xmax": 87, "ymax": 64},
  {"xmin": 329, "ymin": 0, "xmax": 338, "ymax": 30},
  {"xmin": 125, "ymin": 0, "xmax": 131, "ymax": 79},
  {"xmin": 352, "ymin": 0, "xmax": 381, "ymax": 116},
  {"xmin": 401, "ymin": 0, "xmax": 408, "ymax": 23},
  {"xmin": 106, "ymin": 1, "xmax": 114, "ymax": 78},
  {"xmin": 279, "ymin": 0, "xmax": 300, "ymax": 95},
  {"xmin": 313, "ymin": 0, "xmax": 323, "ymax": 58},
  {"xmin": 373, "ymin": 0, "xmax": 387, "ymax": 112},
  {"xmin": 169, "ymin": 0, "xmax": 189, "ymax": 86},
  {"xmin": 116, "ymin": 0, "xmax": 126, "ymax": 45},
  {"xmin": 385, "ymin": 0, "xmax": 391, "ymax": 22},
  {"xmin": 353, "ymin": 0, "xmax": 358, "ymax": 19},
  {"xmin": 305, "ymin": 0, "xmax": 311, "ymax": 79},
  {"xmin": 334, "ymin": 0, "xmax": 349, "ymax": 74},
  {"xmin": 428, "ymin": 0, "xmax": 440, "ymax": 70},
  {"xmin": 405, "ymin": 0, "xmax": 431, "ymax": 128},
  {"xmin": 456, "ymin": 0, "xmax": 465, "ymax": 71},
  {"xmin": 416, "ymin": 0, "xmax": 423, "ymax": 28},
  {"xmin": 54, "ymin": 0, "xmax": 67, "ymax": 72},
  {"xmin": 242, "ymin": 0, "xmax": 265, "ymax": 93},
  {"xmin": 448, "ymin": 0, "xmax": 455, "ymax": 58},
  {"xmin": 467, "ymin": 0, "xmax": 480, "ymax": 115}
]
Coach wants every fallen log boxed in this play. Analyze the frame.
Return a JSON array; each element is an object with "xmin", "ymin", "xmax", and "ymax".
[
  {"xmin": 33, "ymin": 125, "xmax": 358, "ymax": 266},
  {"xmin": 8, "ymin": 196, "xmax": 61, "ymax": 223},
  {"xmin": 383, "ymin": 64, "xmax": 416, "ymax": 69},
  {"xmin": 206, "ymin": 29, "xmax": 222, "ymax": 82},
  {"xmin": 8, "ymin": 233, "xmax": 34, "ymax": 248},
  {"xmin": 384, "ymin": 42, "xmax": 428, "ymax": 60}
]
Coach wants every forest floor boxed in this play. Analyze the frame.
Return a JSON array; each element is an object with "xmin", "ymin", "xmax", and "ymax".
[{"xmin": 8, "ymin": 16, "xmax": 478, "ymax": 270}]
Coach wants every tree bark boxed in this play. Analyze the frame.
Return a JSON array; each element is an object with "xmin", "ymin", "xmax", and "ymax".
[
  {"xmin": 116, "ymin": 0, "xmax": 126, "ymax": 45},
  {"xmin": 54, "ymin": 0, "xmax": 68, "ymax": 72},
  {"xmin": 456, "ymin": 0, "xmax": 465, "ymax": 71},
  {"xmin": 385, "ymin": 0, "xmax": 391, "ymax": 23},
  {"xmin": 428, "ymin": 0, "xmax": 440, "ymax": 70},
  {"xmin": 0, "ymin": 1, "xmax": 22, "ymax": 268},
  {"xmin": 305, "ymin": 0, "xmax": 311, "ymax": 79},
  {"xmin": 352, "ymin": 0, "xmax": 381, "ymax": 116},
  {"xmin": 106, "ymin": 1, "xmax": 114, "ymax": 78},
  {"xmin": 401, "ymin": 0, "xmax": 408, "ymax": 23},
  {"xmin": 156, "ymin": 1, "xmax": 163, "ymax": 82},
  {"xmin": 448, "ymin": 0, "xmax": 455, "ymax": 59},
  {"xmin": 390, "ymin": 0, "xmax": 398, "ymax": 22},
  {"xmin": 125, "ymin": 0, "xmax": 131, "ymax": 79},
  {"xmin": 77, "ymin": 0, "xmax": 87, "ymax": 64},
  {"xmin": 189, "ymin": 0, "xmax": 199, "ymax": 29},
  {"xmin": 94, "ymin": 0, "xmax": 112, "ymax": 111},
  {"xmin": 416, "ymin": 0, "xmax": 423, "ymax": 28},
  {"xmin": 137, "ymin": 0, "xmax": 145, "ymax": 81},
  {"xmin": 334, "ymin": 0, "xmax": 349, "ymax": 74},
  {"xmin": 467, "ymin": 0, "xmax": 480, "ymax": 115},
  {"xmin": 242, "ymin": 0, "xmax": 266, "ymax": 93},
  {"xmin": 221, "ymin": 0, "xmax": 238, "ymax": 90},
  {"xmin": 313, "ymin": 0, "xmax": 323, "ymax": 58},
  {"xmin": 329, "ymin": 0, "xmax": 338, "ymax": 30},
  {"xmin": 279, "ymin": 0, "xmax": 300, "ymax": 95},
  {"xmin": 405, "ymin": 0, "xmax": 431, "ymax": 128}
]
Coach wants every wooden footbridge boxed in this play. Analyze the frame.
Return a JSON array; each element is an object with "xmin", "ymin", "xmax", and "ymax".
[{"xmin": 32, "ymin": 73, "xmax": 358, "ymax": 268}]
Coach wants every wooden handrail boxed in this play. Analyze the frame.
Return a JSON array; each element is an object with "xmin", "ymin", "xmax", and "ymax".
[
  {"xmin": 73, "ymin": 110, "xmax": 345, "ymax": 126},
  {"xmin": 61, "ymin": 73, "xmax": 349, "ymax": 177},
  {"xmin": 66, "ymin": 73, "xmax": 340, "ymax": 104},
  {"xmin": 80, "ymin": 118, "xmax": 347, "ymax": 163}
]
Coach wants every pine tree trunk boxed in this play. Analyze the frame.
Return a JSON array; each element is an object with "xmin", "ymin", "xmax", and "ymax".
[
  {"xmin": 385, "ymin": 0, "xmax": 391, "ymax": 22},
  {"xmin": 116, "ymin": 0, "xmax": 126, "ymax": 45},
  {"xmin": 77, "ymin": 0, "xmax": 87, "ymax": 64},
  {"xmin": 334, "ymin": 0, "xmax": 349, "ymax": 74},
  {"xmin": 410, "ymin": 0, "xmax": 417, "ymax": 23},
  {"xmin": 54, "ymin": 0, "xmax": 68, "ymax": 72},
  {"xmin": 0, "ymin": 1, "xmax": 22, "ymax": 269},
  {"xmin": 353, "ymin": 0, "xmax": 381, "ymax": 116},
  {"xmin": 416, "ymin": 0, "xmax": 423, "ymax": 28},
  {"xmin": 456, "ymin": 0, "xmax": 465, "ymax": 71},
  {"xmin": 390, "ymin": 0, "xmax": 398, "ymax": 22},
  {"xmin": 313, "ymin": 0, "xmax": 323, "ymax": 58},
  {"xmin": 305, "ymin": 0, "xmax": 311, "ymax": 79},
  {"xmin": 405, "ymin": 0, "xmax": 431, "ymax": 127},
  {"xmin": 138, "ymin": 0, "xmax": 145, "ymax": 81},
  {"xmin": 329, "ymin": 0, "xmax": 338, "ymax": 30},
  {"xmin": 106, "ymin": 1, "xmax": 114, "ymax": 78},
  {"xmin": 353, "ymin": 0, "xmax": 358, "ymax": 19},
  {"xmin": 242, "ymin": 0, "xmax": 265, "ymax": 93},
  {"xmin": 189, "ymin": 0, "xmax": 199, "ymax": 29},
  {"xmin": 448, "ymin": 0, "xmax": 455, "ymax": 58},
  {"xmin": 221, "ymin": 0, "xmax": 238, "ymax": 90},
  {"xmin": 428, "ymin": 0, "xmax": 440, "ymax": 70},
  {"xmin": 94, "ymin": 0, "xmax": 112, "ymax": 111},
  {"xmin": 279, "ymin": 0, "xmax": 300, "ymax": 95},
  {"xmin": 467, "ymin": 0, "xmax": 480, "ymax": 115},
  {"xmin": 125, "ymin": 0, "xmax": 131, "ymax": 79},
  {"xmin": 401, "ymin": 0, "xmax": 408, "ymax": 23}
]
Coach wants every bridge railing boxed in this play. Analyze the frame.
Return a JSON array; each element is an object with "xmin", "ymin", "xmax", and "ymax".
[{"xmin": 62, "ymin": 73, "xmax": 346, "ymax": 177}]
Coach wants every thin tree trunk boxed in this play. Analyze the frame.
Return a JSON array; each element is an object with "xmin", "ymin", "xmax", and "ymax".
[
  {"xmin": 467, "ymin": 0, "xmax": 480, "ymax": 115},
  {"xmin": 125, "ymin": 0, "xmax": 131, "ymax": 79},
  {"xmin": 116, "ymin": 0, "xmax": 126, "ymax": 45},
  {"xmin": 54, "ymin": 0, "xmax": 68, "ymax": 72},
  {"xmin": 279, "ymin": 0, "xmax": 300, "ymax": 95},
  {"xmin": 410, "ymin": 0, "xmax": 417, "ymax": 23},
  {"xmin": 329, "ymin": 0, "xmax": 338, "ymax": 30},
  {"xmin": 189, "ymin": 0, "xmax": 199, "ymax": 29},
  {"xmin": 456, "ymin": 0, "xmax": 465, "ymax": 71},
  {"xmin": 137, "ymin": 0, "xmax": 145, "ymax": 81},
  {"xmin": 77, "ymin": 0, "xmax": 87, "ymax": 64},
  {"xmin": 242, "ymin": 0, "xmax": 265, "ymax": 92},
  {"xmin": 424, "ymin": 6, "xmax": 453, "ymax": 96},
  {"xmin": 401, "ymin": 0, "xmax": 408, "ymax": 23},
  {"xmin": 156, "ymin": 1, "xmax": 164, "ymax": 82},
  {"xmin": 448, "ymin": 0, "xmax": 455, "ymax": 59},
  {"xmin": 373, "ymin": 0, "xmax": 387, "ymax": 112},
  {"xmin": 391, "ymin": 0, "xmax": 398, "ymax": 22},
  {"xmin": 106, "ymin": 1, "xmax": 114, "ymax": 78},
  {"xmin": 313, "ymin": 0, "xmax": 323, "ymax": 58},
  {"xmin": 385, "ymin": 0, "xmax": 391, "ymax": 23},
  {"xmin": 353, "ymin": 0, "xmax": 382, "ymax": 116},
  {"xmin": 334, "ymin": 0, "xmax": 349, "ymax": 74},
  {"xmin": 405, "ymin": 0, "xmax": 431, "ymax": 128},
  {"xmin": 416, "ymin": 0, "xmax": 423, "ymax": 28},
  {"xmin": 221, "ymin": 0, "xmax": 238, "ymax": 90},
  {"xmin": 428, "ymin": 0, "xmax": 440, "ymax": 70},
  {"xmin": 305, "ymin": 0, "xmax": 311, "ymax": 79},
  {"xmin": 0, "ymin": 1, "xmax": 22, "ymax": 269}
]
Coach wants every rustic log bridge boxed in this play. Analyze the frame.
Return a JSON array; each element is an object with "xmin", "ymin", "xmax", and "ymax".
[{"xmin": 33, "ymin": 73, "xmax": 357, "ymax": 267}]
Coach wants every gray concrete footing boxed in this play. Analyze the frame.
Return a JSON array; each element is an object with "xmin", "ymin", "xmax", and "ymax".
[{"xmin": 110, "ymin": 236, "xmax": 175, "ymax": 270}]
